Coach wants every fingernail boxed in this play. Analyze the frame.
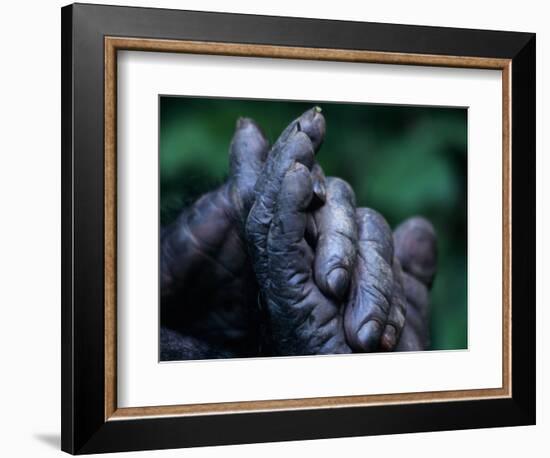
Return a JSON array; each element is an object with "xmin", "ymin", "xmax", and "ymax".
[
  {"xmin": 380, "ymin": 325, "xmax": 397, "ymax": 351},
  {"xmin": 327, "ymin": 267, "xmax": 349, "ymax": 300},
  {"xmin": 357, "ymin": 320, "xmax": 382, "ymax": 351},
  {"xmin": 236, "ymin": 117, "xmax": 250, "ymax": 128}
]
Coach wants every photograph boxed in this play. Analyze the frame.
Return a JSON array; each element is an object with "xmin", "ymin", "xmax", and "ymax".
[{"xmin": 159, "ymin": 97, "xmax": 468, "ymax": 361}]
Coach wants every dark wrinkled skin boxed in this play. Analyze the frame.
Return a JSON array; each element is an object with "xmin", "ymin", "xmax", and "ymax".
[
  {"xmin": 160, "ymin": 119, "xmax": 268, "ymax": 358},
  {"xmin": 394, "ymin": 218, "xmax": 437, "ymax": 351},
  {"xmin": 245, "ymin": 147, "xmax": 425, "ymax": 355},
  {"xmin": 343, "ymin": 208, "xmax": 407, "ymax": 352},
  {"xmin": 161, "ymin": 107, "xmax": 438, "ymax": 359},
  {"xmin": 246, "ymin": 130, "xmax": 352, "ymax": 355},
  {"xmin": 160, "ymin": 108, "xmax": 344, "ymax": 359},
  {"xmin": 313, "ymin": 177, "xmax": 358, "ymax": 301}
]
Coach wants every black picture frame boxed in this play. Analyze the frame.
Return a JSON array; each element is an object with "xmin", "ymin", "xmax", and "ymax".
[{"xmin": 61, "ymin": 3, "xmax": 535, "ymax": 454}]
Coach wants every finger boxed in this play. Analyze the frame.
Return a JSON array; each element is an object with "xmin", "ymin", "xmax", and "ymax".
[
  {"xmin": 246, "ymin": 130, "xmax": 315, "ymax": 288},
  {"xmin": 402, "ymin": 270, "xmax": 430, "ymax": 313},
  {"xmin": 267, "ymin": 162, "xmax": 314, "ymax": 283},
  {"xmin": 297, "ymin": 106, "xmax": 326, "ymax": 151},
  {"xmin": 266, "ymin": 164, "xmax": 348, "ymax": 354},
  {"xmin": 393, "ymin": 217, "xmax": 436, "ymax": 351},
  {"xmin": 397, "ymin": 271, "xmax": 431, "ymax": 350},
  {"xmin": 250, "ymin": 107, "xmax": 325, "ymax": 216},
  {"xmin": 313, "ymin": 177, "xmax": 358, "ymax": 301},
  {"xmin": 393, "ymin": 217, "xmax": 437, "ymax": 287},
  {"xmin": 161, "ymin": 187, "xmax": 238, "ymax": 297},
  {"xmin": 228, "ymin": 117, "xmax": 269, "ymax": 212},
  {"xmin": 344, "ymin": 208, "xmax": 394, "ymax": 352},
  {"xmin": 246, "ymin": 107, "xmax": 325, "ymax": 288},
  {"xmin": 380, "ymin": 258, "xmax": 407, "ymax": 351},
  {"xmin": 273, "ymin": 106, "xmax": 326, "ymax": 154}
]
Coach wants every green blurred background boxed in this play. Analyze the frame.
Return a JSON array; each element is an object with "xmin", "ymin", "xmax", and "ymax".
[{"xmin": 160, "ymin": 96, "xmax": 468, "ymax": 350}]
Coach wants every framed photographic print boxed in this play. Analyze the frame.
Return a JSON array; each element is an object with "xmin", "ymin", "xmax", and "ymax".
[{"xmin": 61, "ymin": 3, "xmax": 536, "ymax": 454}]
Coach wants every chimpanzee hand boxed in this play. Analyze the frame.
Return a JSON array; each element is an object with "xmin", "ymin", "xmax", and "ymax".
[
  {"xmin": 160, "ymin": 106, "xmax": 437, "ymax": 359},
  {"xmin": 160, "ymin": 108, "xmax": 353, "ymax": 359},
  {"xmin": 160, "ymin": 117, "xmax": 269, "ymax": 358},
  {"xmin": 247, "ymin": 156, "xmax": 352, "ymax": 354},
  {"xmin": 246, "ymin": 133, "xmax": 437, "ymax": 355}
]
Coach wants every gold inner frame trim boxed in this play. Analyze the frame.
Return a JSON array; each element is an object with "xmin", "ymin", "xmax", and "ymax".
[{"xmin": 104, "ymin": 36, "xmax": 512, "ymax": 421}]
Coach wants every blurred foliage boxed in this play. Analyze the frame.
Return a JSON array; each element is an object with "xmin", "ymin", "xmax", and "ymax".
[{"xmin": 160, "ymin": 97, "xmax": 468, "ymax": 351}]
